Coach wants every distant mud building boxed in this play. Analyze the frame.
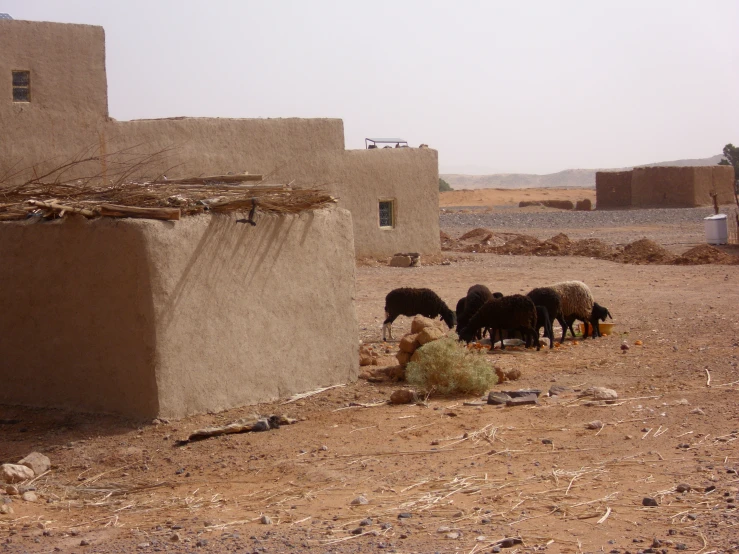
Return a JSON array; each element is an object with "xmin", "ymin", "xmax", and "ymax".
[{"xmin": 596, "ymin": 166, "xmax": 735, "ymax": 209}]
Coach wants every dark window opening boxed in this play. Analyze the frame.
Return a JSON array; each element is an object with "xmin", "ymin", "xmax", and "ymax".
[
  {"xmin": 12, "ymin": 70, "xmax": 30, "ymax": 102},
  {"xmin": 379, "ymin": 200, "xmax": 395, "ymax": 228}
]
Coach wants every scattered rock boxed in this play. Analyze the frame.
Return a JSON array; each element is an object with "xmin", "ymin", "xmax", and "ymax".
[
  {"xmin": 642, "ymin": 497, "xmax": 659, "ymax": 507},
  {"xmin": 389, "ymin": 255, "xmax": 413, "ymax": 268},
  {"xmin": 507, "ymin": 389, "xmax": 542, "ymax": 398},
  {"xmin": 495, "ymin": 367, "xmax": 522, "ymax": 382},
  {"xmin": 585, "ymin": 420, "xmax": 604, "ymax": 430},
  {"xmin": 410, "ymin": 316, "xmax": 443, "ymax": 334},
  {"xmin": 396, "ymin": 350, "xmax": 412, "ymax": 366},
  {"xmin": 4, "ymin": 485, "xmax": 19, "ymax": 495},
  {"xmin": 80, "ymin": 539, "xmax": 90, "ymax": 546},
  {"xmin": 260, "ymin": 515, "xmax": 272, "ymax": 525},
  {"xmin": 21, "ymin": 491, "xmax": 38, "ymax": 502},
  {"xmin": 351, "ymin": 527, "xmax": 364, "ymax": 535},
  {"xmin": 397, "ymin": 512, "xmax": 412, "ymax": 519},
  {"xmin": 0, "ymin": 504, "xmax": 14, "ymax": 515},
  {"xmin": 690, "ymin": 408, "xmax": 705, "ymax": 415},
  {"xmin": 487, "ymin": 392, "xmax": 512, "ymax": 405},
  {"xmin": 437, "ymin": 526, "xmax": 451, "ymax": 533},
  {"xmin": 676, "ymin": 483, "xmax": 691, "ymax": 493},
  {"xmin": 390, "ymin": 389, "xmax": 417, "ymax": 405},
  {"xmin": 445, "ymin": 532, "xmax": 461, "ymax": 539},
  {"xmin": 196, "ymin": 538, "xmax": 209, "ymax": 547},
  {"xmin": 398, "ymin": 333, "xmax": 420, "ymax": 354},
  {"xmin": 359, "ymin": 518, "xmax": 372, "ymax": 527},
  {"xmin": 170, "ymin": 533, "xmax": 181, "ymax": 542},
  {"xmin": 18, "ymin": 453, "xmax": 51, "ymax": 476},
  {"xmin": 416, "ymin": 326, "xmax": 444, "ymax": 345},
  {"xmin": 549, "ymin": 385, "xmax": 573, "ymax": 396},
  {"xmin": 351, "ymin": 495, "xmax": 369, "ymax": 505},
  {"xmin": 1, "ymin": 464, "xmax": 34, "ymax": 483},
  {"xmin": 582, "ymin": 386, "xmax": 618, "ymax": 400},
  {"xmin": 498, "ymin": 537, "xmax": 524, "ymax": 547},
  {"xmin": 506, "ymin": 394, "xmax": 539, "ymax": 407},
  {"xmin": 542, "ymin": 438, "xmax": 553, "ymax": 445}
]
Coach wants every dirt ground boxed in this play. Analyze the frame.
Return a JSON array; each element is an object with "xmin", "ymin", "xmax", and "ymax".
[
  {"xmin": 440, "ymin": 187, "xmax": 596, "ymax": 208},
  {"xmin": 2, "ymin": 203, "xmax": 739, "ymax": 553}
]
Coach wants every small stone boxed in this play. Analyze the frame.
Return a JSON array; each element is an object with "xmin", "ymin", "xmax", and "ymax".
[
  {"xmin": 642, "ymin": 497, "xmax": 659, "ymax": 507},
  {"xmin": 80, "ymin": 539, "xmax": 90, "ymax": 546},
  {"xmin": 390, "ymin": 389, "xmax": 417, "ymax": 405},
  {"xmin": 136, "ymin": 543, "xmax": 150, "ymax": 549},
  {"xmin": 320, "ymin": 445, "xmax": 328, "ymax": 451},
  {"xmin": 690, "ymin": 408, "xmax": 705, "ymax": 415},
  {"xmin": 260, "ymin": 515, "xmax": 272, "ymax": 525},
  {"xmin": 582, "ymin": 386, "xmax": 618, "ymax": 400},
  {"xmin": 505, "ymin": 394, "xmax": 538, "ymax": 407},
  {"xmin": 676, "ymin": 544, "xmax": 688, "ymax": 550},
  {"xmin": 481, "ymin": 518, "xmax": 491, "ymax": 524},
  {"xmin": 196, "ymin": 538, "xmax": 208, "ymax": 547},
  {"xmin": 4, "ymin": 485, "xmax": 19, "ymax": 495},
  {"xmin": 704, "ymin": 485, "xmax": 716, "ymax": 493},
  {"xmin": 541, "ymin": 438, "xmax": 553, "ymax": 445},
  {"xmin": 445, "ymin": 532, "xmax": 461, "ymax": 539},
  {"xmin": 548, "ymin": 385, "xmax": 573, "ymax": 396},
  {"xmin": 170, "ymin": 533, "xmax": 181, "ymax": 542},
  {"xmin": 397, "ymin": 512, "xmax": 412, "ymax": 519},
  {"xmin": 487, "ymin": 392, "xmax": 512, "ymax": 405},
  {"xmin": 389, "ymin": 255, "xmax": 412, "ymax": 268},
  {"xmin": 351, "ymin": 527, "xmax": 363, "ymax": 535},
  {"xmin": 586, "ymin": 420, "xmax": 604, "ymax": 430},
  {"xmin": 359, "ymin": 518, "xmax": 372, "ymax": 526},
  {"xmin": 1, "ymin": 464, "xmax": 34, "ymax": 483},
  {"xmin": 351, "ymin": 495, "xmax": 369, "ymax": 505},
  {"xmin": 380, "ymin": 522, "xmax": 392, "ymax": 529},
  {"xmin": 625, "ymin": 435, "xmax": 633, "ymax": 440},
  {"xmin": 686, "ymin": 513, "xmax": 697, "ymax": 520},
  {"xmin": 21, "ymin": 491, "xmax": 38, "ymax": 502},
  {"xmin": 18, "ymin": 452, "xmax": 51, "ymax": 476},
  {"xmin": 499, "ymin": 537, "xmax": 523, "ymax": 547},
  {"xmin": 437, "ymin": 526, "xmax": 451, "ymax": 533},
  {"xmin": 676, "ymin": 483, "xmax": 691, "ymax": 493},
  {"xmin": 0, "ymin": 504, "xmax": 14, "ymax": 515}
]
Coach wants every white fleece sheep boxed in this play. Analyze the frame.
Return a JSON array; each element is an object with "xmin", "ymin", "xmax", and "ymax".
[{"xmin": 547, "ymin": 280, "xmax": 594, "ymax": 343}]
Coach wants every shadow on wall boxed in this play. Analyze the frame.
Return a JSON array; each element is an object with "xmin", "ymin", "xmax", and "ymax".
[
  {"xmin": 0, "ymin": 217, "xmax": 160, "ymax": 417},
  {"xmin": 157, "ymin": 214, "xmax": 302, "ymax": 333}
]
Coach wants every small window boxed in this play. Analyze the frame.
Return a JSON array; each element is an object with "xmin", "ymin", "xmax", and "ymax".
[
  {"xmin": 379, "ymin": 200, "xmax": 395, "ymax": 228},
  {"xmin": 12, "ymin": 70, "xmax": 30, "ymax": 102}
]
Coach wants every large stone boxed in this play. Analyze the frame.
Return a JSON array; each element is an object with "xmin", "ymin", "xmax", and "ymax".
[
  {"xmin": 410, "ymin": 316, "xmax": 443, "ymax": 334},
  {"xmin": 1, "ymin": 464, "xmax": 35, "ymax": 483},
  {"xmin": 487, "ymin": 392, "xmax": 512, "ymax": 405},
  {"xmin": 390, "ymin": 389, "xmax": 418, "ymax": 405},
  {"xmin": 18, "ymin": 452, "xmax": 51, "ymax": 476},
  {"xmin": 396, "ymin": 351, "xmax": 412, "ymax": 366},
  {"xmin": 398, "ymin": 333, "xmax": 420, "ymax": 354},
  {"xmin": 505, "ymin": 394, "xmax": 539, "ymax": 407},
  {"xmin": 417, "ymin": 326, "xmax": 444, "ymax": 345},
  {"xmin": 359, "ymin": 354, "xmax": 376, "ymax": 367},
  {"xmin": 389, "ymin": 255, "xmax": 412, "ymax": 268}
]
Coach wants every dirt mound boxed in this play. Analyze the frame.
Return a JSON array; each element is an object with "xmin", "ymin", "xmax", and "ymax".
[
  {"xmin": 615, "ymin": 238, "xmax": 674, "ymax": 264},
  {"xmin": 492, "ymin": 234, "xmax": 543, "ymax": 255},
  {"xmin": 534, "ymin": 233, "xmax": 573, "ymax": 256},
  {"xmin": 672, "ymin": 244, "xmax": 739, "ymax": 265},
  {"xmin": 440, "ymin": 230, "xmax": 451, "ymax": 241},
  {"xmin": 569, "ymin": 238, "xmax": 614, "ymax": 258},
  {"xmin": 459, "ymin": 227, "xmax": 494, "ymax": 241}
]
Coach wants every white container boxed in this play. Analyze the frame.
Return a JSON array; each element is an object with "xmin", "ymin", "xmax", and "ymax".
[{"xmin": 704, "ymin": 214, "xmax": 728, "ymax": 245}]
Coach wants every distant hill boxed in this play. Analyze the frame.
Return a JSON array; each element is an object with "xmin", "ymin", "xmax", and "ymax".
[{"xmin": 441, "ymin": 154, "xmax": 724, "ymax": 190}]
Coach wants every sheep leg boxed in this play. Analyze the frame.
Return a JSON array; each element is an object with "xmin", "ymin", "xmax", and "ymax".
[
  {"xmin": 382, "ymin": 312, "xmax": 398, "ymax": 341},
  {"xmin": 556, "ymin": 316, "xmax": 567, "ymax": 343}
]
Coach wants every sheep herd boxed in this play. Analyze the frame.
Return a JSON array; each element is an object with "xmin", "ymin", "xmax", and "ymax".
[{"xmin": 382, "ymin": 281, "xmax": 612, "ymax": 351}]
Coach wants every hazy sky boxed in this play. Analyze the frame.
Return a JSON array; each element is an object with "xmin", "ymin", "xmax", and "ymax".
[{"xmin": 4, "ymin": 1, "xmax": 738, "ymax": 174}]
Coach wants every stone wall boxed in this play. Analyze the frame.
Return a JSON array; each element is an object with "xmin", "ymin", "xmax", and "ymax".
[
  {"xmin": 595, "ymin": 171, "xmax": 632, "ymax": 209},
  {"xmin": 0, "ymin": 208, "xmax": 358, "ymax": 419}
]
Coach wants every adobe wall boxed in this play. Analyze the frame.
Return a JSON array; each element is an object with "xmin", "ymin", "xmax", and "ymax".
[
  {"xmin": 265, "ymin": 148, "xmax": 441, "ymax": 257},
  {"xmin": 595, "ymin": 171, "xmax": 632, "ymax": 209},
  {"xmin": 703, "ymin": 165, "xmax": 735, "ymax": 205},
  {"xmin": 0, "ymin": 208, "xmax": 358, "ymax": 419},
  {"xmin": 631, "ymin": 166, "xmax": 699, "ymax": 208}
]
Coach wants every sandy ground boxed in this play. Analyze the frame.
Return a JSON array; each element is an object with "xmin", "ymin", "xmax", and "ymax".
[
  {"xmin": 440, "ymin": 187, "xmax": 596, "ymax": 208},
  {"xmin": 2, "ymin": 207, "xmax": 739, "ymax": 553}
]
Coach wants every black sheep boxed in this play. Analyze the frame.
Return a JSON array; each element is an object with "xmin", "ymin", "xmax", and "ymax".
[
  {"xmin": 584, "ymin": 302, "xmax": 612, "ymax": 338},
  {"xmin": 526, "ymin": 287, "xmax": 563, "ymax": 349},
  {"xmin": 456, "ymin": 284, "xmax": 494, "ymax": 336},
  {"xmin": 458, "ymin": 295, "xmax": 538, "ymax": 351},
  {"xmin": 382, "ymin": 287, "xmax": 456, "ymax": 341},
  {"xmin": 534, "ymin": 305, "xmax": 553, "ymax": 348}
]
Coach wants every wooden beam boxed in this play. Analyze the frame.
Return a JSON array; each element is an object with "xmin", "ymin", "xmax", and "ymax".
[
  {"xmin": 151, "ymin": 173, "xmax": 263, "ymax": 185},
  {"xmin": 97, "ymin": 203, "xmax": 181, "ymax": 221}
]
